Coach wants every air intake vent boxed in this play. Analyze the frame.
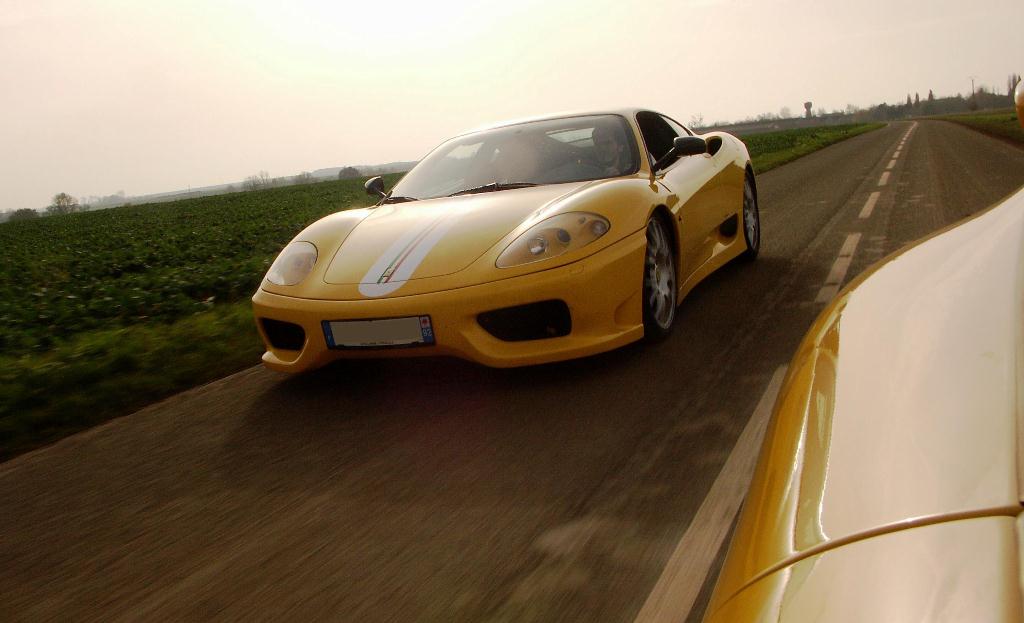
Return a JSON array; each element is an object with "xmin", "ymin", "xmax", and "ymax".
[
  {"xmin": 261, "ymin": 318, "xmax": 306, "ymax": 350},
  {"xmin": 477, "ymin": 300, "xmax": 572, "ymax": 342}
]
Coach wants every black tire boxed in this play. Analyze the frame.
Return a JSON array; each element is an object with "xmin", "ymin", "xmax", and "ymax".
[
  {"xmin": 740, "ymin": 171, "xmax": 760, "ymax": 261},
  {"xmin": 642, "ymin": 215, "xmax": 677, "ymax": 341}
]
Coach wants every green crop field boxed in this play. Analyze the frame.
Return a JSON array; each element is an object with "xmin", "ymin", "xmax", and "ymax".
[
  {"xmin": 0, "ymin": 175, "xmax": 400, "ymax": 459},
  {"xmin": 0, "ymin": 178, "xmax": 385, "ymax": 353},
  {"xmin": 0, "ymin": 124, "xmax": 884, "ymax": 460},
  {"xmin": 744, "ymin": 123, "xmax": 885, "ymax": 172},
  {"xmin": 934, "ymin": 109, "xmax": 1024, "ymax": 147}
]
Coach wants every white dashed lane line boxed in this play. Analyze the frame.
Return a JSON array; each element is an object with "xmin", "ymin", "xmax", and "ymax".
[
  {"xmin": 632, "ymin": 366, "xmax": 789, "ymax": 623},
  {"xmin": 837, "ymin": 231, "xmax": 862, "ymax": 257},
  {"xmin": 815, "ymin": 232, "xmax": 862, "ymax": 303},
  {"xmin": 823, "ymin": 256, "xmax": 853, "ymax": 287},
  {"xmin": 859, "ymin": 191, "xmax": 881, "ymax": 219},
  {"xmin": 816, "ymin": 122, "xmax": 913, "ymax": 303}
]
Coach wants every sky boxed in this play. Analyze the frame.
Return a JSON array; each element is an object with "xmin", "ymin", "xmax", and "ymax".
[{"xmin": 1, "ymin": 0, "xmax": 1020, "ymax": 212}]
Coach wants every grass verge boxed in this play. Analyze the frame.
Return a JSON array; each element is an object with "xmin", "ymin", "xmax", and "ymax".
[
  {"xmin": 933, "ymin": 109, "xmax": 1024, "ymax": 147},
  {"xmin": 0, "ymin": 303, "xmax": 261, "ymax": 461},
  {"xmin": 744, "ymin": 123, "xmax": 885, "ymax": 173}
]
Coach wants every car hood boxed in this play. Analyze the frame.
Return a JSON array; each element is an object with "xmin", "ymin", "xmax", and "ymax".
[
  {"xmin": 321, "ymin": 182, "xmax": 590, "ymax": 295},
  {"xmin": 710, "ymin": 187, "xmax": 1024, "ymax": 608}
]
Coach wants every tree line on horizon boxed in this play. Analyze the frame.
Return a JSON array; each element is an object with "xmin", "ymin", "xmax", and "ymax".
[
  {"xmin": 3, "ymin": 165, "xmax": 373, "ymax": 223},
  {"xmin": 695, "ymin": 75, "xmax": 1021, "ymax": 129},
  {"xmin": 5, "ymin": 77, "xmax": 1020, "ymax": 224}
]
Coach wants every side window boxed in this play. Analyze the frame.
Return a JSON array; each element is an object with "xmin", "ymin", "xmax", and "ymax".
[
  {"xmin": 661, "ymin": 115, "xmax": 692, "ymax": 137},
  {"xmin": 636, "ymin": 112, "xmax": 680, "ymax": 163}
]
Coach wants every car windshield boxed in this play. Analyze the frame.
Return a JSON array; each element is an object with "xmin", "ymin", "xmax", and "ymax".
[{"xmin": 391, "ymin": 114, "xmax": 640, "ymax": 200}]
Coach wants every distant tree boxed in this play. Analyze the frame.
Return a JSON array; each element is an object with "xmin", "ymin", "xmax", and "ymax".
[
  {"xmin": 46, "ymin": 192, "xmax": 79, "ymax": 215},
  {"xmin": 292, "ymin": 171, "xmax": 313, "ymax": 185},
  {"xmin": 689, "ymin": 113, "xmax": 705, "ymax": 129},
  {"xmin": 967, "ymin": 89, "xmax": 979, "ymax": 111},
  {"xmin": 225, "ymin": 184, "xmax": 236, "ymax": 194},
  {"xmin": 927, "ymin": 89, "xmax": 935, "ymax": 101},
  {"xmin": 338, "ymin": 166, "xmax": 360, "ymax": 180},
  {"xmin": 914, "ymin": 92, "xmax": 920, "ymax": 107},
  {"xmin": 243, "ymin": 170, "xmax": 271, "ymax": 191},
  {"xmin": 9, "ymin": 208, "xmax": 39, "ymax": 221},
  {"xmin": 779, "ymin": 106, "xmax": 791, "ymax": 119}
]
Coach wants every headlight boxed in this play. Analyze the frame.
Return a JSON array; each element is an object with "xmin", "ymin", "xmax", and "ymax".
[
  {"xmin": 496, "ymin": 212, "xmax": 611, "ymax": 268},
  {"xmin": 266, "ymin": 241, "xmax": 318, "ymax": 286}
]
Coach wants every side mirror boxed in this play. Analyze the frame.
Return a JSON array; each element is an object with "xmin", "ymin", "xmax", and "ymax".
[
  {"xmin": 364, "ymin": 176, "xmax": 386, "ymax": 198},
  {"xmin": 653, "ymin": 136, "xmax": 707, "ymax": 171}
]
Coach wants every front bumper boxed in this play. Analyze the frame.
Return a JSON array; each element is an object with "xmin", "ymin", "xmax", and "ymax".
[{"xmin": 252, "ymin": 230, "xmax": 646, "ymax": 371}]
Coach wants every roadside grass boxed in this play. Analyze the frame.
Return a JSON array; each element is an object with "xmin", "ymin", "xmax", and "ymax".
[
  {"xmin": 1, "ymin": 124, "xmax": 885, "ymax": 460},
  {"xmin": 743, "ymin": 123, "xmax": 885, "ymax": 173},
  {"xmin": 0, "ymin": 303, "xmax": 259, "ymax": 460},
  {"xmin": 933, "ymin": 109, "xmax": 1024, "ymax": 147}
]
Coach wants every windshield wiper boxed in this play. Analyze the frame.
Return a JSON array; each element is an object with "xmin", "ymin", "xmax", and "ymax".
[
  {"xmin": 448, "ymin": 182, "xmax": 538, "ymax": 197},
  {"xmin": 381, "ymin": 194, "xmax": 418, "ymax": 204}
]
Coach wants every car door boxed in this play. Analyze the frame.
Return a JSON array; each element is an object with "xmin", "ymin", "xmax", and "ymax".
[{"xmin": 636, "ymin": 111, "xmax": 725, "ymax": 285}]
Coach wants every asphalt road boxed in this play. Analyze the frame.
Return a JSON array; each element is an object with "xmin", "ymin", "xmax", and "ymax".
[{"xmin": 3, "ymin": 121, "xmax": 1023, "ymax": 623}]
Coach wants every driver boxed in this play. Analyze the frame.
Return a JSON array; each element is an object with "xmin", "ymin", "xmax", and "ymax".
[{"xmin": 592, "ymin": 125, "xmax": 628, "ymax": 175}]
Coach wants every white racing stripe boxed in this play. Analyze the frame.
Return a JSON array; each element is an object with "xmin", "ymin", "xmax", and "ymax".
[
  {"xmin": 358, "ymin": 209, "xmax": 467, "ymax": 298},
  {"xmin": 632, "ymin": 366, "xmax": 788, "ymax": 623}
]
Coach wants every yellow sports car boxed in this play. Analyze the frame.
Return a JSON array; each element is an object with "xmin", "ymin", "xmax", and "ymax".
[
  {"xmin": 702, "ymin": 85, "xmax": 1024, "ymax": 621},
  {"xmin": 252, "ymin": 109, "xmax": 758, "ymax": 372}
]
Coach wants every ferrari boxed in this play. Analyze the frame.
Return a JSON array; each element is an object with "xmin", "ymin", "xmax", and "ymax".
[{"xmin": 252, "ymin": 109, "xmax": 759, "ymax": 371}]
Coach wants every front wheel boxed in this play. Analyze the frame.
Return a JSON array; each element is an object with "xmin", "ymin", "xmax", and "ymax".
[
  {"xmin": 740, "ymin": 172, "xmax": 760, "ymax": 261},
  {"xmin": 643, "ymin": 216, "xmax": 677, "ymax": 341}
]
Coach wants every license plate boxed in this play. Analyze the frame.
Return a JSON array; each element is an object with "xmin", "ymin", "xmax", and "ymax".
[{"xmin": 322, "ymin": 316, "xmax": 435, "ymax": 349}]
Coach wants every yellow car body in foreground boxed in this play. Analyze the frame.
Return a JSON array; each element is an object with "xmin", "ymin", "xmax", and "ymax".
[
  {"xmin": 703, "ymin": 185, "xmax": 1024, "ymax": 621},
  {"xmin": 253, "ymin": 109, "xmax": 758, "ymax": 371}
]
